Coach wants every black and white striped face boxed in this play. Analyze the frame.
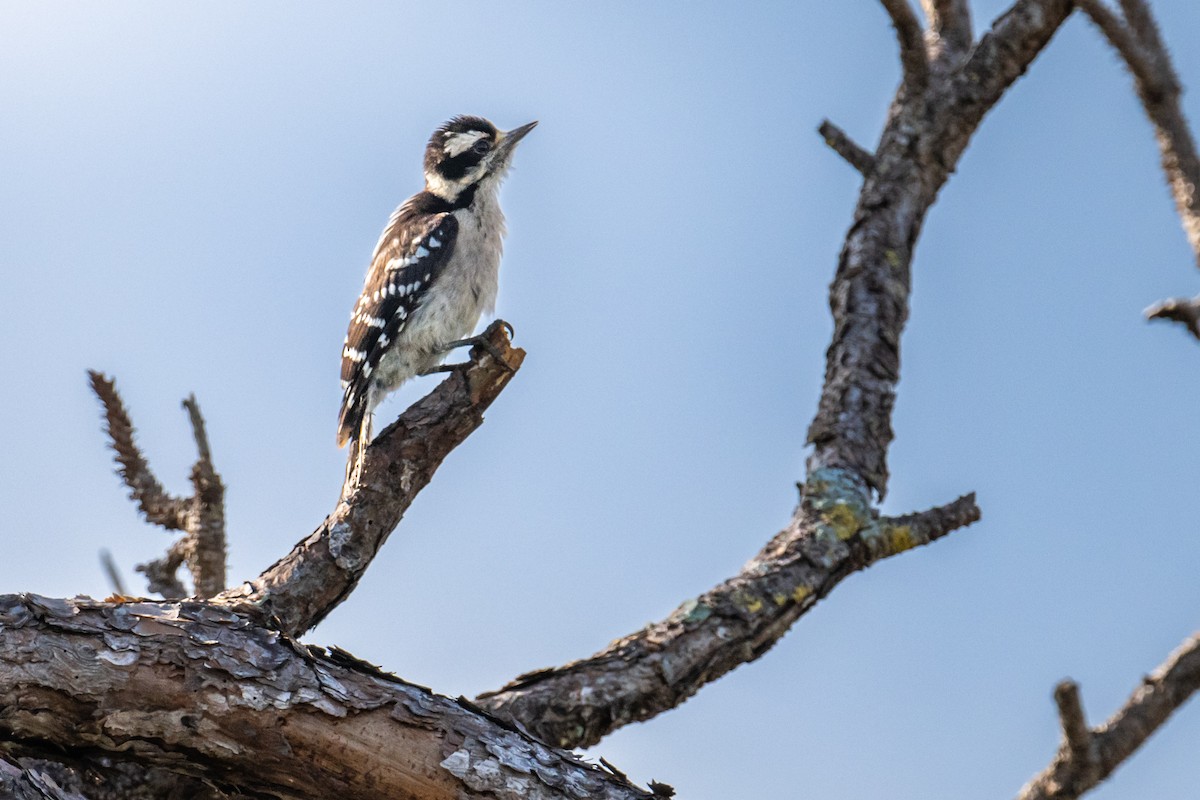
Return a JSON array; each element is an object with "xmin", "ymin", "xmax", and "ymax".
[{"xmin": 422, "ymin": 115, "xmax": 536, "ymax": 202}]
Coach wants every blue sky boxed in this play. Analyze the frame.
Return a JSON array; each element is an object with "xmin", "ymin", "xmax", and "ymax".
[{"xmin": 2, "ymin": 2, "xmax": 1199, "ymax": 797}]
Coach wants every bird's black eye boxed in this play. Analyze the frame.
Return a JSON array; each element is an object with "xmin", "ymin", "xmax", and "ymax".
[{"xmin": 472, "ymin": 139, "xmax": 492, "ymax": 155}]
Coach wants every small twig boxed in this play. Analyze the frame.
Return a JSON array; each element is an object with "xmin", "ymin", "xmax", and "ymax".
[
  {"xmin": 818, "ymin": 120, "xmax": 877, "ymax": 175},
  {"xmin": 182, "ymin": 394, "xmax": 226, "ymax": 598},
  {"xmin": 1076, "ymin": 0, "xmax": 1157, "ymax": 89},
  {"xmin": 1053, "ymin": 681, "xmax": 1098, "ymax": 781},
  {"xmin": 1145, "ymin": 295, "xmax": 1200, "ymax": 340},
  {"xmin": 88, "ymin": 371, "xmax": 189, "ymax": 530},
  {"xmin": 98, "ymin": 549, "xmax": 128, "ymax": 597},
  {"xmin": 598, "ymin": 758, "xmax": 628, "ymax": 782},
  {"xmin": 880, "ymin": 0, "xmax": 930, "ymax": 94},
  {"xmin": 182, "ymin": 394, "xmax": 212, "ymax": 464},
  {"xmin": 136, "ymin": 539, "xmax": 189, "ymax": 600},
  {"xmin": 1117, "ymin": 0, "xmax": 1168, "ymax": 57}
]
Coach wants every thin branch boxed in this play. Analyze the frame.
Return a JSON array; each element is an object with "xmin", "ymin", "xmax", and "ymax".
[
  {"xmin": 135, "ymin": 538, "xmax": 188, "ymax": 599},
  {"xmin": 1116, "ymin": 0, "xmax": 1168, "ymax": 56},
  {"xmin": 183, "ymin": 393, "xmax": 212, "ymax": 464},
  {"xmin": 818, "ymin": 119, "xmax": 877, "ymax": 175},
  {"xmin": 880, "ymin": 0, "xmax": 931, "ymax": 94},
  {"xmin": 98, "ymin": 549, "xmax": 127, "ymax": 597},
  {"xmin": 90, "ymin": 372, "xmax": 228, "ymax": 599},
  {"xmin": 955, "ymin": 0, "xmax": 1075, "ymax": 140},
  {"xmin": 1079, "ymin": 0, "xmax": 1200, "ymax": 266},
  {"xmin": 1017, "ymin": 632, "xmax": 1200, "ymax": 800},
  {"xmin": 920, "ymin": 0, "xmax": 974, "ymax": 58},
  {"xmin": 182, "ymin": 394, "xmax": 226, "ymax": 598},
  {"xmin": 88, "ymin": 371, "xmax": 189, "ymax": 530},
  {"xmin": 1053, "ymin": 681, "xmax": 1099, "ymax": 784},
  {"xmin": 476, "ymin": 480, "xmax": 980, "ymax": 748},
  {"xmin": 1145, "ymin": 295, "xmax": 1200, "ymax": 340},
  {"xmin": 1075, "ymin": 0, "xmax": 1155, "ymax": 87},
  {"xmin": 214, "ymin": 320, "xmax": 524, "ymax": 635}
]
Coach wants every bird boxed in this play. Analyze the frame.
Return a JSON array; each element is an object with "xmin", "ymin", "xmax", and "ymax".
[{"xmin": 338, "ymin": 115, "xmax": 536, "ymax": 483}]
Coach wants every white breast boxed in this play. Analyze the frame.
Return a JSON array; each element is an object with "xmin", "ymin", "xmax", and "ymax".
[{"xmin": 374, "ymin": 184, "xmax": 506, "ymax": 388}]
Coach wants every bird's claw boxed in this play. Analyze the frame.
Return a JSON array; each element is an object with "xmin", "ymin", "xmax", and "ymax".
[
  {"xmin": 418, "ymin": 361, "xmax": 469, "ymax": 376},
  {"xmin": 439, "ymin": 331, "xmax": 515, "ymax": 373}
]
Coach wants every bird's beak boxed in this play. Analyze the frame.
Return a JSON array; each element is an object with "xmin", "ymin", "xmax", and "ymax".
[{"xmin": 495, "ymin": 120, "xmax": 538, "ymax": 158}]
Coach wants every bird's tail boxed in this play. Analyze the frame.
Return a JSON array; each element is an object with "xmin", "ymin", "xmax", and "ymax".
[
  {"xmin": 336, "ymin": 389, "xmax": 368, "ymax": 449},
  {"xmin": 338, "ymin": 392, "xmax": 372, "ymax": 496}
]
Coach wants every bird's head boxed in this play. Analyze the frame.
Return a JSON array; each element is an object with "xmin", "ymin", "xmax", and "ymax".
[{"xmin": 423, "ymin": 115, "xmax": 537, "ymax": 202}]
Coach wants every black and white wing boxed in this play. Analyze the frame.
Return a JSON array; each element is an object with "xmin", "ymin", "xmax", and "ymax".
[{"xmin": 337, "ymin": 203, "xmax": 459, "ymax": 446}]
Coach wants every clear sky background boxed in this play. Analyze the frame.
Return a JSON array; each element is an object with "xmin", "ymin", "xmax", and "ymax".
[{"xmin": 2, "ymin": 2, "xmax": 1199, "ymax": 797}]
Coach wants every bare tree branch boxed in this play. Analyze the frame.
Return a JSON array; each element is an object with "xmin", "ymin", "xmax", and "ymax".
[
  {"xmin": 472, "ymin": 0, "xmax": 1076, "ymax": 747},
  {"xmin": 214, "ymin": 320, "xmax": 524, "ymax": 636},
  {"xmin": 1116, "ymin": 0, "xmax": 1167, "ymax": 55},
  {"xmin": 1053, "ymin": 681, "xmax": 1099, "ymax": 785},
  {"xmin": 98, "ymin": 549, "xmax": 127, "ymax": 597},
  {"xmin": 818, "ymin": 119, "xmax": 877, "ymax": 175},
  {"xmin": 477, "ymin": 485, "xmax": 980, "ymax": 748},
  {"xmin": 920, "ymin": 0, "xmax": 974, "ymax": 58},
  {"xmin": 880, "ymin": 0, "xmax": 931, "ymax": 94},
  {"xmin": 810, "ymin": 0, "xmax": 1072, "ymax": 498},
  {"xmin": 182, "ymin": 394, "xmax": 226, "ymax": 598},
  {"xmin": 953, "ymin": 0, "xmax": 1075, "ymax": 143},
  {"xmin": 1017, "ymin": 632, "xmax": 1200, "ymax": 800},
  {"xmin": 1079, "ymin": 0, "xmax": 1200, "ymax": 267},
  {"xmin": 0, "ymin": 594, "xmax": 660, "ymax": 800},
  {"xmin": 43, "ymin": 1, "xmax": 1194, "ymax": 795},
  {"xmin": 90, "ymin": 372, "xmax": 228, "ymax": 599},
  {"xmin": 88, "ymin": 371, "xmax": 189, "ymax": 531},
  {"xmin": 135, "ymin": 539, "xmax": 188, "ymax": 599}
]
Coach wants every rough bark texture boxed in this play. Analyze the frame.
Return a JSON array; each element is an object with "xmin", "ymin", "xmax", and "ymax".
[
  {"xmin": 0, "ymin": 594, "xmax": 656, "ymax": 800},
  {"xmin": 214, "ymin": 320, "xmax": 525, "ymax": 636},
  {"xmin": 7, "ymin": 3, "xmax": 1197, "ymax": 799},
  {"xmin": 476, "ymin": 0, "xmax": 1069, "ymax": 749},
  {"xmin": 806, "ymin": 0, "xmax": 1074, "ymax": 497},
  {"xmin": 477, "ymin": 482, "xmax": 978, "ymax": 748}
]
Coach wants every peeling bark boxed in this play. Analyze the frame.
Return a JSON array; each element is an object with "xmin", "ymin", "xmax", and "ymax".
[
  {"xmin": 0, "ymin": 595, "xmax": 655, "ymax": 800},
  {"xmin": 9, "ymin": 3, "xmax": 1197, "ymax": 800}
]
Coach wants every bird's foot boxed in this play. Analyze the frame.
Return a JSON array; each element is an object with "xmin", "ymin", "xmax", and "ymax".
[
  {"xmin": 434, "ymin": 324, "xmax": 517, "ymax": 373},
  {"xmin": 417, "ymin": 361, "xmax": 469, "ymax": 376}
]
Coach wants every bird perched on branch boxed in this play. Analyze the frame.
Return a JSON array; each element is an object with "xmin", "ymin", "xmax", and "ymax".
[{"xmin": 338, "ymin": 115, "xmax": 536, "ymax": 482}]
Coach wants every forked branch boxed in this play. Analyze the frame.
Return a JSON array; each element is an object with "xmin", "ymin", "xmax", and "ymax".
[
  {"xmin": 1017, "ymin": 632, "xmax": 1200, "ymax": 800},
  {"xmin": 818, "ymin": 119, "xmax": 877, "ymax": 175},
  {"xmin": 880, "ymin": 0, "xmax": 931, "ymax": 94},
  {"xmin": 88, "ymin": 371, "xmax": 227, "ymax": 598}
]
